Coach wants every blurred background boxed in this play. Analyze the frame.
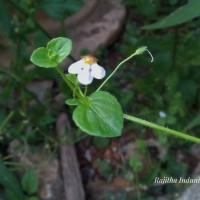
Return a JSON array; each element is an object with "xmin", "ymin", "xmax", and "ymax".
[{"xmin": 0, "ymin": 0, "xmax": 200, "ymax": 200}]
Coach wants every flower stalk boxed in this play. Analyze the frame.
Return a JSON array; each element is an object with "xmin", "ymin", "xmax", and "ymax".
[
  {"xmin": 96, "ymin": 46, "xmax": 153, "ymax": 91},
  {"xmin": 55, "ymin": 66, "xmax": 84, "ymax": 100}
]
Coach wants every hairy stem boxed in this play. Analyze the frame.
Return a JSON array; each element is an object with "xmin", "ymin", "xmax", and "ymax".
[{"xmin": 123, "ymin": 114, "xmax": 200, "ymax": 144}]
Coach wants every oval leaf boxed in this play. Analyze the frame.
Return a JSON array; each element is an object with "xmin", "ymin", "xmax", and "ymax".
[
  {"xmin": 0, "ymin": 161, "xmax": 25, "ymax": 200},
  {"xmin": 47, "ymin": 37, "xmax": 72, "ymax": 63},
  {"xmin": 30, "ymin": 47, "xmax": 57, "ymax": 68},
  {"xmin": 5, "ymin": 188, "xmax": 22, "ymax": 200},
  {"xmin": 21, "ymin": 169, "xmax": 38, "ymax": 195},
  {"xmin": 73, "ymin": 91, "xmax": 124, "ymax": 137},
  {"xmin": 184, "ymin": 113, "xmax": 200, "ymax": 131}
]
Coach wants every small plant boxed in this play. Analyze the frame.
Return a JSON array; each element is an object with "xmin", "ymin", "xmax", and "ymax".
[
  {"xmin": 30, "ymin": 37, "xmax": 200, "ymax": 144},
  {"xmin": 0, "ymin": 161, "xmax": 39, "ymax": 200}
]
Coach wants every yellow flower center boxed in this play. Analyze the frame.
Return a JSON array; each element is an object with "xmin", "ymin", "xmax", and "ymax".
[{"xmin": 81, "ymin": 55, "xmax": 97, "ymax": 64}]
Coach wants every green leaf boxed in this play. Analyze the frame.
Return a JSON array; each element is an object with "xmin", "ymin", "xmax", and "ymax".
[
  {"xmin": 26, "ymin": 196, "xmax": 39, "ymax": 200},
  {"xmin": 30, "ymin": 37, "xmax": 72, "ymax": 68},
  {"xmin": 47, "ymin": 37, "xmax": 72, "ymax": 63},
  {"xmin": 40, "ymin": 0, "xmax": 84, "ymax": 20},
  {"xmin": 169, "ymin": 0, "xmax": 179, "ymax": 5},
  {"xmin": 135, "ymin": 139, "xmax": 148, "ymax": 154},
  {"xmin": 65, "ymin": 98, "xmax": 79, "ymax": 106},
  {"xmin": 93, "ymin": 137, "xmax": 110, "ymax": 148},
  {"xmin": 0, "ymin": 161, "xmax": 25, "ymax": 200},
  {"xmin": 30, "ymin": 47, "xmax": 57, "ymax": 68},
  {"xmin": 73, "ymin": 91, "xmax": 124, "ymax": 137},
  {"xmin": 168, "ymin": 92, "xmax": 185, "ymax": 116},
  {"xmin": 146, "ymin": 164, "xmax": 160, "ymax": 185},
  {"xmin": 129, "ymin": 156, "xmax": 143, "ymax": 172},
  {"xmin": 5, "ymin": 188, "xmax": 20, "ymax": 200},
  {"xmin": 38, "ymin": 115, "xmax": 55, "ymax": 126},
  {"xmin": 143, "ymin": 0, "xmax": 200, "ymax": 29},
  {"xmin": 185, "ymin": 113, "xmax": 200, "ymax": 131},
  {"xmin": 178, "ymin": 79, "xmax": 197, "ymax": 105},
  {"xmin": 166, "ymin": 72, "xmax": 179, "ymax": 99},
  {"xmin": 21, "ymin": 169, "xmax": 38, "ymax": 195},
  {"xmin": 96, "ymin": 160, "xmax": 112, "ymax": 173}
]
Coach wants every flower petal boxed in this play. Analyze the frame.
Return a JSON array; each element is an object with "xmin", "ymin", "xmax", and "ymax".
[
  {"xmin": 68, "ymin": 60, "xmax": 85, "ymax": 74},
  {"xmin": 91, "ymin": 63, "xmax": 106, "ymax": 79},
  {"xmin": 77, "ymin": 69, "xmax": 93, "ymax": 85}
]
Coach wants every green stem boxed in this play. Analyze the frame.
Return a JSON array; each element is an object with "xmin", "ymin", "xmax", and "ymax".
[
  {"xmin": 55, "ymin": 66, "xmax": 84, "ymax": 100},
  {"xmin": 96, "ymin": 46, "xmax": 153, "ymax": 91},
  {"xmin": 73, "ymin": 84, "xmax": 78, "ymax": 99},
  {"xmin": 0, "ymin": 111, "xmax": 14, "ymax": 133},
  {"xmin": 123, "ymin": 114, "xmax": 200, "ymax": 144},
  {"xmin": 96, "ymin": 52, "xmax": 137, "ymax": 91},
  {"xmin": 84, "ymin": 85, "xmax": 88, "ymax": 97}
]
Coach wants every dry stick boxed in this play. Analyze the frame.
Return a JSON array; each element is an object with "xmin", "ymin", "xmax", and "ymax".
[{"xmin": 56, "ymin": 114, "xmax": 85, "ymax": 200}]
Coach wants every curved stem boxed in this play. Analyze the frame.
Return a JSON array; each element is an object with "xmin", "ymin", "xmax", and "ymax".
[
  {"xmin": 96, "ymin": 52, "xmax": 137, "ymax": 91},
  {"xmin": 55, "ymin": 66, "xmax": 84, "ymax": 100},
  {"xmin": 123, "ymin": 114, "xmax": 200, "ymax": 144}
]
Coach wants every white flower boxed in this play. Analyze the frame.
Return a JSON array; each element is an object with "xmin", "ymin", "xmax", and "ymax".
[
  {"xmin": 159, "ymin": 111, "xmax": 167, "ymax": 118},
  {"xmin": 68, "ymin": 55, "xmax": 106, "ymax": 85}
]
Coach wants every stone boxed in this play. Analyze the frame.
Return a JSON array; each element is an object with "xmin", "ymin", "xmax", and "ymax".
[
  {"xmin": 56, "ymin": 113, "xmax": 85, "ymax": 200},
  {"xmin": 193, "ymin": 163, "xmax": 200, "ymax": 175},
  {"xmin": 37, "ymin": 159, "xmax": 65, "ymax": 200},
  {"xmin": 36, "ymin": 0, "xmax": 126, "ymax": 59},
  {"xmin": 68, "ymin": 0, "xmax": 126, "ymax": 58},
  {"xmin": 191, "ymin": 144, "xmax": 200, "ymax": 159},
  {"xmin": 176, "ymin": 180, "xmax": 200, "ymax": 200},
  {"xmin": 8, "ymin": 140, "xmax": 65, "ymax": 200},
  {"xmin": 1, "ymin": 0, "xmax": 126, "ymax": 69}
]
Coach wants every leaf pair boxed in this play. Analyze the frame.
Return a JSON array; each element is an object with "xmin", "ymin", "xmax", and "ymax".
[{"xmin": 30, "ymin": 37, "xmax": 72, "ymax": 68}]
